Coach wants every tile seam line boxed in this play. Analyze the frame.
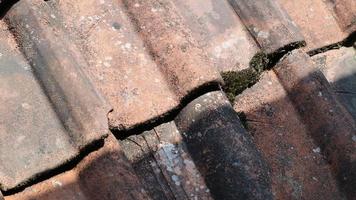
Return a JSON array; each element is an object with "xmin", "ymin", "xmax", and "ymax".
[
  {"xmin": 308, "ymin": 31, "xmax": 356, "ymax": 56},
  {"xmin": 0, "ymin": 0, "xmax": 112, "ymax": 194},
  {"xmin": 0, "ymin": 136, "xmax": 106, "ymax": 196},
  {"xmin": 113, "ymin": 82, "xmax": 221, "ymax": 140},
  {"xmin": 120, "ymin": 0, "xmax": 223, "ymax": 98},
  {"xmin": 0, "ymin": 1, "xmax": 221, "ymax": 192}
]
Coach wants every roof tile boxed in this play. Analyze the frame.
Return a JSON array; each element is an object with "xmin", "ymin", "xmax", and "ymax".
[
  {"xmin": 274, "ymin": 50, "xmax": 356, "ymax": 199},
  {"xmin": 175, "ymin": 91, "xmax": 273, "ymax": 199},
  {"xmin": 5, "ymin": 134, "xmax": 149, "ymax": 200},
  {"xmin": 173, "ymin": 0, "xmax": 260, "ymax": 72},
  {"xmin": 324, "ymin": 0, "xmax": 356, "ymax": 33},
  {"xmin": 277, "ymin": 0, "xmax": 348, "ymax": 51},
  {"xmin": 0, "ymin": 17, "xmax": 107, "ymax": 191},
  {"xmin": 0, "ymin": 0, "xmax": 355, "ymax": 198},
  {"xmin": 313, "ymin": 47, "xmax": 356, "ymax": 121},
  {"xmin": 121, "ymin": 121, "xmax": 213, "ymax": 199},
  {"xmin": 234, "ymin": 70, "xmax": 343, "ymax": 199},
  {"xmin": 48, "ymin": 0, "xmax": 223, "ymax": 130},
  {"xmin": 227, "ymin": 0, "xmax": 305, "ymax": 55}
]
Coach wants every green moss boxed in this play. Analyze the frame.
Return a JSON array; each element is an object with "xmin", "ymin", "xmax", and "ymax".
[
  {"xmin": 222, "ymin": 68, "xmax": 260, "ymax": 103},
  {"xmin": 221, "ymin": 52, "xmax": 268, "ymax": 103},
  {"xmin": 249, "ymin": 52, "xmax": 269, "ymax": 73}
]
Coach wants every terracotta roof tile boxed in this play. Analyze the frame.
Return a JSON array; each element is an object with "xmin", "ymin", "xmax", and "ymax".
[
  {"xmin": 173, "ymin": 0, "xmax": 260, "ymax": 72},
  {"xmin": 5, "ymin": 134, "xmax": 149, "ymax": 200},
  {"xmin": 273, "ymin": 50, "xmax": 356, "ymax": 199},
  {"xmin": 277, "ymin": 0, "xmax": 346, "ymax": 51},
  {"xmin": 234, "ymin": 70, "xmax": 344, "ymax": 199},
  {"xmin": 277, "ymin": 0, "xmax": 355, "ymax": 51},
  {"xmin": 0, "ymin": 19, "xmax": 108, "ymax": 191},
  {"xmin": 0, "ymin": 0, "xmax": 355, "ymax": 199},
  {"xmin": 313, "ymin": 47, "xmax": 356, "ymax": 121},
  {"xmin": 47, "ymin": 0, "xmax": 223, "ymax": 130},
  {"xmin": 227, "ymin": 0, "xmax": 305, "ymax": 55},
  {"xmin": 324, "ymin": 0, "xmax": 356, "ymax": 34}
]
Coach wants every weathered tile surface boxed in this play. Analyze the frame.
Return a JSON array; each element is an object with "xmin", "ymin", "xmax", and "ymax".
[
  {"xmin": 175, "ymin": 91, "xmax": 273, "ymax": 200},
  {"xmin": 234, "ymin": 70, "xmax": 344, "ymax": 200},
  {"xmin": 313, "ymin": 47, "xmax": 356, "ymax": 121},
  {"xmin": 173, "ymin": 0, "xmax": 260, "ymax": 72},
  {"xmin": 47, "ymin": 0, "xmax": 222, "ymax": 131},
  {"xmin": 228, "ymin": 0, "xmax": 305, "ymax": 55},
  {"xmin": 277, "ymin": 0, "xmax": 347, "ymax": 51},
  {"xmin": 121, "ymin": 122, "xmax": 213, "ymax": 200},
  {"xmin": 324, "ymin": 0, "xmax": 356, "ymax": 33},
  {"xmin": 5, "ymin": 135, "xmax": 149, "ymax": 200},
  {"xmin": 0, "ymin": 0, "xmax": 355, "ymax": 199},
  {"xmin": 274, "ymin": 50, "xmax": 356, "ymax": 199},
  {"xmin": 4, "ymin": 0, "xmax": 110, "ymax": 141},
  {"xmin": 0, "ymin": 19, "xmax": 108, "ymax": 191}
]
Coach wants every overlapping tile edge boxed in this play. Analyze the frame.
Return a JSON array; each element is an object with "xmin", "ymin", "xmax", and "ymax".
[{"xmin": 0, "ymin": 0, "xmax": 354, "ymax": 198}]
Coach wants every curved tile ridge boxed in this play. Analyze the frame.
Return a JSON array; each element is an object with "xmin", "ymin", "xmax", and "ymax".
[
  {"xmin": 227, "ymin": 0, "xmax": 305, "ymax": 56},
  {"xmin": 324, "ymin": 0, "xmax": 356, "ymax": 34},
  {"xmin": 48, "ymin": 0, "xmax": 222, "ymax": 131},
  {"xmin": 122, "ymin": 0, "xmax": 222, "ymax": 95},
  {"xmin": 274, "ymin": 49, "xmax": 356, "ymax": 198},
  {"xmin": 0, "ymin": 0, "xmax": 110, "ymax": 191},
  {"xmin": 4, "ymin": 0, "xmax": 110, "ymax": 144},
  {"xmin": 234, "ymin": 70, "xmax": 344, "ymax": 199},
  {"xmin": 175, "ymin": 91, "xmax": 273, "ymax": 199},
  {"xmin": 172, "ymin": 0, "xmax": 261, "ymax": 73},
  {"xmin": 5, "ymin": 134, "xmax": 150, "ymax": 200}
]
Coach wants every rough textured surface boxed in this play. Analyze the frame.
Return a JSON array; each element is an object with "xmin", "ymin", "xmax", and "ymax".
[
  {"xmin": 173, "ymin": 0, "xmax": 260, "ymax": 72},
  {"xmin": 234, "ymin": 70, "xmax": 344, "ymax": 200},
  {"xmin": 175, "ymin": 91, "xmax": 273, "ymax": 200},
  {"xmin": 121, "ymin": 122, "xmax": 212, "ymax": 200},
  {"xmin": 277, "ymin": 0, "xmax": 347, "ymax": 51},
  {"xmin": 47, "ymin": 0, "xmax": 222, "ymax": 131},
  {"xmin": 0, "ymin": 19, "xmax": 108, "ymax": 191},
  {"xmin": 228, "ymin": 0, "xmax": 305, "ymax": 55},
  {"xmin": 274, "ymin": 50, "xmax": 356, "ymax": 199},
  {"xmin": 325, "ymin": 0, "xmax": 356, "ymax": 33},
  {"xmin": 0, "ymin": 0, "xmax": 355, "ymax": 199},
  {"xmin": 5, "ymin": 134, "xmax": 149, "ymax": 200},
  {"xmin": 313, "ymin": 47, "xmax": 356, "ymax": 121},
  {"xmin": 4, "ymin": 0, "xmax": 110, "ymax": 142}
]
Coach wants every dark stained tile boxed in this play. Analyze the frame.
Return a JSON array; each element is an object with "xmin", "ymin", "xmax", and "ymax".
[
  {"xmin": 122, "ymin": 92, "xmax": 274, "ymax": 200},
  {"xmin": 274, "ymin": 50, "xmax": 356, "ymax": 199},
  {"xmin": 175, "ymin": 91, "xmax": 273, "ymax": 200},
  {"xmin": 121, "ymin": 122, "xmax": 213, "ymax": 200},
  {"xmin": 234, "ymin": 70, "xmax": 344, "ymax": 200},
  {"xmin": 5, "ymin": 134, "xmax": 149, "ymax": 200}
]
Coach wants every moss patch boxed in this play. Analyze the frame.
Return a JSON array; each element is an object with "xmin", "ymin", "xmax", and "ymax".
[
  {"xmin": 221, "ymin": 52, "xmax": 269, "ymax": 103},
  {"xmin": 250, "ymin": 52, "xmax": 269, "ymax": 73},
  {"xmin": 222, "ymin": 68, "xmax": 260, "ymax": 102}
]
